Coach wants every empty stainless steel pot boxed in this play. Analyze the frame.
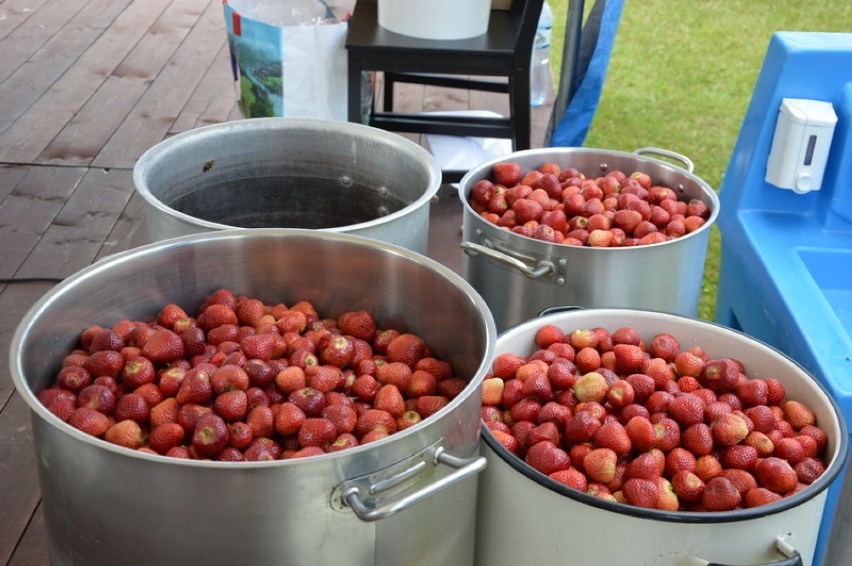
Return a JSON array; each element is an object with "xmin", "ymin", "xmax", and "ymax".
[
  {"xmin": 133, "ymin": 118, "xmax": 442, "ymax": 254},
  {"xmin": 11, "ymin": 229, "xmax": 496, "ymax": 566}
]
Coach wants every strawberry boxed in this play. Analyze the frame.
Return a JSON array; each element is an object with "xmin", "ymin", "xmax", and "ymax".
[
  {"xmin": 794, "ymin": 457, "xmax": 826, "ymax": 485},
  {"xmin": 228, "ymin": 421, "xmax": 253, "ymax": 450},
  {"xmin": 653, "ymin": 417, "xmax": 681, "ymax": 452},
  {"xmin": 148, "ymin": 422, "xmax": 186, "ymax": 454},
  {"xmin": 213, "ymin": 389, "xmax": 248, "ymax": 422},
  {"xmin": 114, "ymin": 393, "xmax": 150, "ymax": 425},
  {"xmin": 711, "ymin": 412, "xmax": 749, "ymax": 446},
  {"xmin": 625, "ymin": 373, "xmax": 655, "ymax": 403},
  {"xmin": 415, "ymin": 357, "xmax": 454, "ymax": 381},
  {"xmin": 799, "ymin": 424, "xmax": 828, "ymax": 453},
  {"xmin": 624, "ymin": 416, "xmax": 656, "ymax": 452},
  {"xmin": 206, "ymin": 324, "xmax": 240, "ymax": 347},
  {"xmin": 622, "ymin": 478, "xmax": 659, "ymax": 509},
  {"xmin": 149, "ymin": 397, "xmax": 180, "ymax": 428},
  {"xmin": 246, "ymin": 405, "xmax": 275, "ymax": 439},
  {"xmin": 573, "ymin": 371, "xmax": 608, "ymax": 403},
  {"xmin": 176, "ymin": 368, "xmax": 213, "ymax": 405},
  {"xmin": 317, "ymin": 334, "xmax": 354, "ymax": 369},
  {"xmin": 694, "ymin": 454, "xmax": 723, "ymax": 483},
  {"xmin": 537, "ymin": 401, "xmax": 571, "ymax": 426},
  {"xmin": 298, "ymin": 418, "xmax": 337, "ymax": 449},
  {"xmin": 535, "ymin": 324, "xmax": 566, "ymax": 349},
  {"xmin": 702, "ymin": 476, "xmax": 741, "ymax": 511},
  {"xmin": 375, "ymin": 361, "xmax": 412, "ymax": 390},
  {"xmin": 671, "ymin": 470, "xmax": 705, "ymax": 503},
  {"xmin": 549, "ymin": 467, "xmax": 588, "ymax": 491},
  {"xmin": 438, "ymin": 377, "xmax": 468, "ymax": 399},
  {"xmin": 276, "ymin": 310, "xmax": 308, "ymax": 334},
  {"xmin": 83, "ymin": 350, "xmax": 125, "ymax": 378},
  {"xmin": 55, "ymin": 365, "xmax": 93, "ymax": 393},
  {"xmin": 564, "ymin": 410, "xmax": 602, "ymax": 444},
  {"xmin": 720, "ymin": 468, "xmax": 758, "ymax": 496},
  {"xmin": 68, "ymin": 407, "xmax": 111, "ymax": 437},
  {"xmin": 179, "ymin": 327, "xmax": 207, "ymax": 358},
  {"xmin": 491, "ymin": 352, "xmax": 526, "ymax": 379},
  {"xmin": 667, "ymin": 393, "xmax": 705, "ymax": 427},
  {"xmin": 385, "ymin": 333, "xmax": 426, "ymax": 368},
  {"xmin": 568, "ymin": 328, "xmax": 599, "ymax": 350},
  {"xmin": 612, "ymin": 344, "xmax": 646, "ymax": 374},
  {"xmin": 648, "ymin": 333, "xmax": 680, "ymax": 363},
  {"xmin": 525, "ymin": 440, "xmax": 571, "ymax": 476},
  {"xmin": 355, "ymin": 408, "xmax": 398, "ymax": 437},
  {"xmin": 240, "ymin": 333, "xmax": 277, "ymax": 361},
  {"xmin": 625, "ymin": 448, "xmax": 665, "ymax": 481},
  {"xmin": 665, "ymin": 447, "xmax": 697, "ymax": 477},
  {"xmin": 489, "ymin": 429, "xmax": 519, "ymax": 454},
  {"xmin": 583, "ymin": 447, "xmax": 617, "ymax": 483},
  {"xmin": 76, "ymin": 384, "xmax": 117, "ymax": 414},
  {"xmin": 327, "ymin": 433, "xmax": 360, "ymax": 452},
  {"xmin": 275, "ymin": 366, "xmax": 307, "ymax": 394},
  {"xmin": 655, "ymin": 477, "xmax": 680, "ymax": 511},
  {"xmin": 413, "ymin": 395, "xmax": 449, "ymax": 418},
  {"xmin": 574, "ymin": 347, "xmax": 602, "ymax": 373},
  {"xmin": 88, "ymin": 329, "xmax": 124, "ymax": 353},
  {"xmin": 735, "ymin": 379, "xmax": 768, "ymax": 407},
  {"xmin": 783, "ymin": 400, "xmax": 816, "ymax": 430},
  {"xmin": 674, "ymin": 351, "xmax": 705, "ymax": 378},
  {"xmin": 192, "ymin": 413, "xmax": 230, "ymax": 458},
  {"xmin": 605, "ymin": 379, "xmax": 634, "ymax": 409},
  {"xmin": 593, "ymin": 421, "xmax": 632, "ymax": 455},
  {"xmin": 491, "ymin": 161, "xmax": 522, "ymax": 187},
  {"xmin": 480, "ymin": 377, "xmax": 504, "ymax": 406},
  {"xmin": 721, "ymin": 444, "xmax": 758, "ymax": 471},
  {"xmin": 699, "ymin": 358, "xmax": 740, "ymax": 393},
  {"xmin": 244, "ymin": 437, "xmax": 282, "ymax": 461},
  {"xmin": 46, "ymin": 395, "xmax": 77, "ymax": 421},
  {"xmin": 396, "ymin": 409, "xmax": 423, "ymax": 431},
  {"xmin": 744, "ymin": 487, "xmax": 783, "ymax": 508},
  {"xmin": 287, "ymin": 387, "xmax": 327, "ymax": 417},
  {"xmin": 233, "ymin": 297, "xmax": 264, "ymax": 327},
  {"xmin": 611, "ymin": 326, "xmax": 642, "ymax": 346},
  {"xmin": 374, "ymin": 384, "xmax": 406, "ymax": 418},
  {"xmin": 764, "ymin": 378, "xmax": 787, "ymax": 405},
  {"xmin": 157, "ymin": 304, "xmax": 189, "ymax": 330},
  {"xmin": 105, "ymin": 419, "xmax": 145, "ymax": 450},
  {"xmin": 307, "ymin": 365, "xmax": 343, "ymax": 393},
  {"xmin": 142, "ymin": 328, "xmax": 185, "ymax": 364},
  {"xmin": 121, "ymin": 356, "xmax": 156, "ymax": 390},
  {"xmin": 274, "ymin": 402, "xmax": 307, "ymax": 436},
  {"xmin": 526, "ymin": 421, "xmax": 561, "ymax": 448},
  {"xmin": 773, "ymin": 437, "xmax": 806, "ymax": 463},
  {"xmin": 350, "ymin": 374, "xmax": 379, "ymax": 402},
  {"xmin": 336, "ymin": 310, "xmax": 377, "ymax": 342}
]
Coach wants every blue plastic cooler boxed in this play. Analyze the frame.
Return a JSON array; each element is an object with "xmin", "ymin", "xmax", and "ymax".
[{"xmin": 714, "ymin": 32, "xmax": 852, "ymax": 565}]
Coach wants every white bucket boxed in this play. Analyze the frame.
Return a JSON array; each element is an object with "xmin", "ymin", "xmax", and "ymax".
[
  {"xmin": 475, "ymin": 308, "xmax": 848, "ymax": 566},
  {"xmin": 377, "ymin": 0, "xmax": 491, "ymax": 40}
]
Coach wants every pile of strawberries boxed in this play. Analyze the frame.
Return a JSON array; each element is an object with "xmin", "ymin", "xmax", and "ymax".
[
  {"xmin": 467, "ymin": 161, "xmax": 711, "ymax": 247},
  {"xmin": 481, "ymin": 323, "xmax": 830, "ymax": 512},
  {"xmin": 37, "ymin": 288, "xmax": 464, "ymax": 461}
]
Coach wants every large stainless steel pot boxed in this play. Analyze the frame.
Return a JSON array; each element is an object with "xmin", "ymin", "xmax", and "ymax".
[
  {"xmin": 10, "ymin": 229, "xmax": 496, "ymax": 566},
  {"xmin": 133, "ymin": 118, "xmax": 442, "ymax": 254},
  {"xmin": 475, "ymin": 308, "xmax": 847, "ymax": 566},
  {"xmin": 458, "ymin": 147, "xmax": 720, "ymax": 331}
]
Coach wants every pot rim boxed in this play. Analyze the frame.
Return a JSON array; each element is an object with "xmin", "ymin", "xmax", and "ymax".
[
  {"xmin": 481, "ymin": 306, "xmax": 848, "ymax": 524},
  {"xmin": 457, "ymin": 146, "xmax": 720, "ymax": 251},
  {"xmin": 10, "ymin": 228, "xmax": 497, "ymax": 470},
  {"xmin": 132, "ymin": 117, "xmax": 443, "ymax": 234}
]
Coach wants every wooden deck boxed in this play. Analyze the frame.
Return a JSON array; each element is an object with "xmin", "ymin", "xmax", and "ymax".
[{"xmin": 0, "ymin": 0, "xmax": 555, "ymax": 563}]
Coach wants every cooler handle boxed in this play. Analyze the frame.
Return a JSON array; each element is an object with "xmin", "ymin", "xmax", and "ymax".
[
  {"xmin": 633, "ymin": 146, "xmax": 695, "ymax": 174},
  {"xmin": 460, "ymin": 241, "xmax": 555, "ymax": 279},
  {"xmin": 339, "ymin": 446, "xmax": 486, "ymax": 522}
]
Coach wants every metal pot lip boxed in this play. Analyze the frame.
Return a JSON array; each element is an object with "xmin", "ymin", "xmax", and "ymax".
[
  {"xmin": 457, "ymin": 146, "xmax": 720, "ymax": 250},
  {"xmin": 132, "ymin": 117, "xmax": 443, "ymax": 234},
  {"xmin": 10, "ymin": 228, "xmax": 497, "ymax": 469},
  {"xmin": 482, "ymin": 306, "xmax": 849, "ymax": 524}
]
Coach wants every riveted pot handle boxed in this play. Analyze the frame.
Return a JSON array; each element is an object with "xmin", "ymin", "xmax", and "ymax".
[
  {"xmin": 702, "ymin": 553, "xmax": 801, "ymax": 566},
  {"xmin": 687, "ymin": 538, "xmax": 802, "ymax": 566},
  {"xmin": 460, "ymin": 241, "xmax": 554, "ymax": 279},
  {"xmin": 341, "ymin": 447, "xmax": 486, "ymax": 522},
  {"xmin": 633, "ymin": 147, "xmax": 695, "ymax": 174}
]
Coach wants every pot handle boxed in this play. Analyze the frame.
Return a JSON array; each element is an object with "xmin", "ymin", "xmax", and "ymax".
[
  {"xmin": 339, "ymin": 447, "xmax": 487, "ymax": 522},
  {"xmin": 685, "ymin": 538, "xmax": 802, "ymax": 566},
  {"xmin": 460, "ymin": 241, "xmax": 554, "ymax": 279},
  {"xmin": 633, "ymin": 147, "xmax": 695, "ymax": 174}
]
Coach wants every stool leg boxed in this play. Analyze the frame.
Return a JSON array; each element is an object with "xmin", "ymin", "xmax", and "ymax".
[
  {"xmin": 348, "ymin": 56, "xmax": 365, "ymax": 124},
  {"xmin": 510, "ymin": 72, "xmax": 532, "ymax": 150},
  {"xmin": 383, "ymin": 72, "xmax": 396, "ymax": 112}
]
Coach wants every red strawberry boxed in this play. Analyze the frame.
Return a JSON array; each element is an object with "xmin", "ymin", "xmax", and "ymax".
[
  {"xmin": 625, "ymin": 373, "xmax": 655, "ymax": 404},
  {"xmin": 700, "ymin": 358, "xmax": 740, "ymax": 393},
  {"xmin": 625, "ymin": 448, "xmax": 666, "ymax": 481},
  {"xmin": 665, "ymin": 447, "xmax": 697, "ymax": 477},
  {"xmin": 213, "ymin": 389, "xmax": 248, "ymax": 422},
  {"xmin": 535, "ymin": 324, "xmax": 566, "ymax": 349},
  {"xmin": 245, "ymin": 405, "xmax": 275, "ymax": 439},
  {"xmin": 489, "ymin": 429, "xmax": 519, "ymax": 454},
  {"xmin": 583, "ymin": 447, "xmax": 618, "ymax": 483},
  {"xmin": 537, "ymin": 401, "xmax": 571, "ymax": 426},
  {"xmin": 773, "ymin": 437, "xmax": 806, "ymax": 463},
  {"xmin": 407, "ymin": 370, "xmax": 438, "ymax": 399},
  {"xmin": 68, "ymin": 407, "xmax": 111, "ymax": 437},
  {"xmin": 722, "ymin": 444, "xmax": 759, "ymax": 471},
  {"xmin": 275, "ymin": 366, "xmax": 307, "ymax": 394},
  {"xmin": 121, "ymin": 356, "xmax": 156, "ymax": 390},
  {"xmin": 695, "ymin": 454, "xmax": 724, "ymax": 483},
  {"xmin": 374, "ymin": 384, "xmax": 406, "ymax": 418},
  {"xmin": 702, "ymin": 476, "xmax": 741, "ymax": 511},
  {"xmin": 744, "ymin": 487, "xmax": 783, "ymax": 508},
  {"xmin": 318, "ymin": 334, "xmax": 355, "ymax": 368},
  {"xmin": 234, "ymin": 297, "xmax": 264, "ymax": 327},
  {"xmin": 525, "ymin": 440, "xmax": 571, "ymax": 476},
  {"xmin": 55, "ymin": 365, "xmax": 93, "ymax": 393},
  {"xmin": 192, "ymin": 413, "xmax": 230, "ymax": 458},
  {"xmin": 148, "ymin": 422, "xmax": 186, "ymax": 454},
  {"xmin": 491, "ymin": 161, "xmax": 522, "ymax": 187},
  {"xmin": 88, "ymin": 328, "xmax": 124, "ymax": 353},
  {"xmin": 240, "ymin": 333, "xmax": 277, "ymax": 361},
  {"xmin": 653, "ymin": 417, "xmax": 681, "ymax": 452},
  {"xmin": 655, "ymin": 477, "xmax": 680, "ymax": 511},
  {"xmin": 322, "ymin": 404, "xmax": 358, "ymax": 434},
  {"xmin": 114, "ymin": 393, "xmax": 150, "ymax": 424},
  {"xmin": 674, "ymin": 351, "xmax": 705, "ymax": 378},
  {"xmin": 794, "ymin": 457, "xmax": 826, "ymax": 485},
  {"xmin": 76, "ymin": 384, "xmax": 117, "ymax": 414},
  {"xmin": 375, "ymin": 361, "xmax": 412, "ymax": 391},
  {"xmin": 622, "ymin": 478, "xmax": 659, "ymax": 509},
  {"xmin": 648, "ymin": 333, "xmax": 680, "ymax": 363},
  {"xmin": 149, "ymin": 397, "xmax": 180, "ymax": 427},
  {"xmin": 327, "ymin": 433, "xmax": 360, "ymax": 452},
  {"xmin": 176, "ymin": 368, "xmax": 213, "ymax": 405},
  {"xmin": 274, "ymin": 402, "xmax": 307, "ymax": 436},
  {"xmin": 799, "ymin": 424, "xmax": 828, "ymax": 453},
  {"xmin": 593, "ymin": 421, "xmax": 632, "ymax": 455},
  {"xmin": 667, "ymin": 393, "xmax": 705, "ymax": 427},
  {"xmin": 671, "ymin": 470, "xmax": 705, "ymax": 503},
  {"xmin": 288, "ymin": 387, "xmax": 327, "ymax": 417},
  {"xmin": 711, "ymin": 412, "xmax": 749, "ymax": 446},
  {"xmin": 764, "ymin": 378, "xmax": 787, "ymax": 405},
  {"xmin": 438, "ymin": 377, "xmax": 468, "ymax": 400},
  {"xmin": 227, "ymin": 421, "xmax": 253, "ymax": 450},
  {"xmin": 197, "ymin": 303, "xmax": 238, "ymax": 332},
  {"xmin": 83, "ymin": 350, "xmax": 125, "ymax": 378},
  {"xmin": 355, "ymin": 408, "xmax": 398, "ymax": 437},
  {"xmin": 142, "ymin": 328, "xmax": 185, "ymax": 364},
  {"xmin": 307, "ymin": 365, "xmax": 343, "ymax": 393},
  {"xmin": 783, "ymin": 400, "xmax": 816, "ymax": 430},
  {"xmin": 385, "ymin": 333, "xmax": 426, "ymax": 368},
  {"xmin": 564, "ymin": 410, "xmax": 602, "ymax": 443},
  {"xmin": 298, "ymin": 417, "xmax": 338, "ymax": 449},
  {"xmin": 549, "ymin": 467, "xmax": 588, "ymax": 491},
  {"xmin": 157, "ymin": 304, "xmax": 189, "ymax": 329},
  {"xmin": 735, "ymin": 379, "xmax": 768, "ymax": 407},
  {"xmin": 244, "ymin": 437, "xmax": 282, "ymax": 461},
  {"xmin": 415, "ymin": 357, "xmax": 453, "ymax": 381},
  {"xmin": 337, "ymin": 310, "xmax": 377, "ymax": 342},
  {"xmin": 105, "ymin": 419, "xmax": 145, "ymax": 450},
  {"xmin": 624, "ymin": 416, "xmax": 656, "ymax": 452},
  {"xmin": 413, "ymin": 395, "xmax": 449, "ymax": 418},
  {"xmin": 720, "ymin": 468, "xmax": 758, "ymax": 496}
]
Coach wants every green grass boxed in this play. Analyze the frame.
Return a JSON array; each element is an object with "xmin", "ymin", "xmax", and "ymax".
[{"xmin": 546, "ymin": 0, "xmax": 851, "ymax": 320}]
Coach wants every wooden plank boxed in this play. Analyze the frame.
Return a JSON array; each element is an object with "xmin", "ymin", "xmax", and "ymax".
[
  {"xmin": 7, "ymin": 504, "xmax": 48, "ymax": 566},
  {"xmin": 0, "ymin": 166, "xmax": 87, "ymax": 279},
  {"xmin": 16, "ymin": 168, "xmax": 135, "ymax": 280},
  {"xmin": 92, "ymin": 0, "xmax": 229, "ymax": 168},
  {"xmin": 0, "ymin": 164, "xmax": 30, "ymax": 203},
  {"xmin": 0, "ymin": 0, "xmax": 77, "ymax": 78},
  {"xmin": 169, "ymin": 40, "xmax": 236, "ymax": 134},
  {"xmin": 0, "ymin": 392, "xmax": 42, "ymax": 566},
  {"xmin": 96, "ymin": 188, "xmax": 151, "ymax": 261},
  {"xmin": 0, "ymin": 0, "xmax": 169, "ymax": 164}
]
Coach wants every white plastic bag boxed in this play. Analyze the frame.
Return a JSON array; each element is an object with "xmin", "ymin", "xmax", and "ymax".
[{"xmin": 223, "ymin": 0, "xmax": 350, "ymax": 120}]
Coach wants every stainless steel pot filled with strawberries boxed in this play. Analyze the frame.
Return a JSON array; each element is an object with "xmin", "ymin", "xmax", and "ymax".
[
  {"xmin": 474, "ymin": 307, "xmax": 847, "ymax": 566},
  {"xmin": 458, "ymin": 147, "xmax": 720, "ymax": 331},
  {"xmin": 10, "ymin": 229, "xmax": 496, "ymax": 566}
]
